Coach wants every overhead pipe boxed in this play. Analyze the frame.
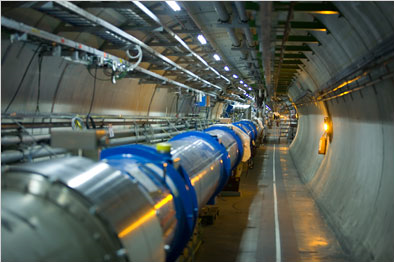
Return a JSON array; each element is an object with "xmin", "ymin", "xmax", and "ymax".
[
  {"xmin": 260, "ymin": 2, "xmax": 273, "ymax": 96},
  {"xmin": 182, "ymin": 2, "xmax": 243, "ymax": 90},
  {"xmin": 102, "ymin": 128, "xmax": 196, "ymax": 146},
  {"xmin": 2, "ymin": 122, "xmax": 259, "ymax": 262},
  {"xmin": 213, "ymin": 2, "xmax": 247, "ymax": 60},
  {"xmin": 234, "ymin": 2, "xmax": 260, "ymax": 72},
  {"xmin": 1, "ymin": 134, "xmax": 51, "ymax": 146},
  {"xmin": 1, "ymin": 146, "xmax": 68, "ymax": 164}
]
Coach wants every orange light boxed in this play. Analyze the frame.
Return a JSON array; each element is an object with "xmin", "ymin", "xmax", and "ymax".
[
  {"xmin": 118, "ymin": 210, "xmax": 156, "ymax": 238},
  {"xmin": 323, "ymin": 123, "xmax": 329, "ymax": 131},
  {"xmin": 210, "ymin": 166, "xmax": 214, "ymax": 170},
  {"xmin": 154, "ymin": 194, "xmax": 173, "ymax": 210},
  {"xmin": 173, "ymin": 157, "xmax": 181, "ymax": 162},
  {"xmin": 220, "ymin": 160, "xmax": 223, "ymax": 164},
  {"xmin": 118, "ymin": 194, "xmax": 174, "ymax": 238},
  {"xmin": 308, "ymin": 11, "xmax": 339, "ymax": 15},
  {"xmin": 190, "ymin": 170, "xmax": 207, "ymax": 185},
  {"xmin": 320, "ymin": 73, "xmax": 365, "ymax": 99}
]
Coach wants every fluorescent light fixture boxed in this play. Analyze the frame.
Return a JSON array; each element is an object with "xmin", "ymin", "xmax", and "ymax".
[
  {"xmin": 213, "ymin": 54, "xmax": 221, "ymax": 61},
  {"xmin": 233, "ymin": 104, "xmax": 251, "ymax": 109},
  {"xmin": 224, "ymin": 66, "xmax": 230, "ymax": 71},
  {"xmin": 166, "ymin": 1, "xmax": 181, "ymax": 11},
  {"xmin": 233, "ymin": 74, "xmax": 238, "ymax": 79},
  {"xmin": 197, "ymin": 34, "xmax": 207, "ymax": 45},
  {"xmin": 240, "ymin": 80, "xmax": 244, "ymax": 84}
]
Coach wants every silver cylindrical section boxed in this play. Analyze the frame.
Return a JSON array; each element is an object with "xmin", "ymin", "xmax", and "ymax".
[
  {"xmin": 2, "ymin": 168, "xmax": 123, "ymax": 262},
  {"xmin": 214, "ymin": 2, "xmax": 230, "ymax": 22},
  {"xmin": 170, "ymin": 136, "xmax": 222, "ymax": 208},
  {"xmin": 205, "ymin": 129, "xmax": 239, "ymax": 169},
  {"xmin": 2, "ymin": 157, "xmax": 174, "ymax": 262}
]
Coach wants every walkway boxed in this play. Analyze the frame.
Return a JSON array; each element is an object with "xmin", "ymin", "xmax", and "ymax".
[{"xmin": 194, "ymin": 128, "xmax": 350, "ymax": 262}]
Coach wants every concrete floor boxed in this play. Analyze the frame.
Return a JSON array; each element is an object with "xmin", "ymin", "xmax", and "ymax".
[{"xmin": 194, "ymin": 128, "xmax": 351, "ymax": 262}]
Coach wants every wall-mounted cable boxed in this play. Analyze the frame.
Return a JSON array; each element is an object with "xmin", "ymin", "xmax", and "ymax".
[{"xmin": 4, "ymin": 44, "xmax": 42, "ymax": 113}]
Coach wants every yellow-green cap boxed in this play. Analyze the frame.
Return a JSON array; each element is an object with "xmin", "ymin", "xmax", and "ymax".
[{"xmin": 156, "ymin": 142, "xmax": 172, "ymax": 153}]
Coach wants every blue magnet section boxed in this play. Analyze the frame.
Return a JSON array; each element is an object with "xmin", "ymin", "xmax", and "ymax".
[
  {"xmin": 100, "ymin": 145, "xmax": 197, "ymax": 262},
  {"xmin": 239, "ymin": 120, "xmax": 258, "ymax": 140},
  {"xmin": 233, "ymin": 122, "xmax": 252, "ymax": 140},
  {"xmin": 234, "ymin": 121, "xmax": 255, "ymax": 141},
  {"xmin": 204, "ymin": 126, "xmax": 243, "ymax": 169},
  {"xmin": 169, "ymin": 131, "xmax": 232, "ymax": 199}
]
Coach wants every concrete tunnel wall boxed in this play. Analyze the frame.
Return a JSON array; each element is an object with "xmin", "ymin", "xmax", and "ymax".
[
  {"xmin": 1, "ymin": 6, "xmax": 224, "ymax": 119},
  {"xmin": 288, "ymin": 2, "xmax": 394, "ymax": 261}
]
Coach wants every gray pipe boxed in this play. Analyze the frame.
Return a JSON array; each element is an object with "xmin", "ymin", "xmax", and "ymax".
[
  {"xmin": 260, "ymin": 2, "xmax": 273, "ymax": 94},
  {"xmin": 112, "ymin": 124, "xmax": 188, "ymax": 137},
  {"xmin": 1, "ymin": 134, "xmax": 51, "ymax": 146},
  {"xmin": 214, "ymin": 2, "xmax": 230, "ymax": 22},
  {"xmin": 103, "ymin": 128, "xmax": 197, "ymax": 147},
  {"xmin": 2, "ymin": 147, "xmax": 68, "ymax": 164},
  {"xmin": 234, "ymin": 1, "xmax": 260, "ymax": 70},
  {"xmin": 213, "ymin": 2, "xmax": 246, "ymax": 59}
]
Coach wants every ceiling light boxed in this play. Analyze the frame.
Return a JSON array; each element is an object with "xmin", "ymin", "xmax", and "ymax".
[
  {"xmin": 240, "ymin": 80, "xmax": 244, "ymax": 84},
  {"xmin": 224, "ymin": 66, "xmax": 230, "ymax": 71},
  {"xmin": 213, "ymin": 54, "xmax": 221, "ymax": 61},
  {"xmin": 166, "ymin": 1, "xmax": 181, "ymax": 11},
  {"xmin": 197, "ymin": 34, "xmax": 207, "ymax": 45},
  {"xmin": 233, "ymin": 74, "xmax": 238, "ymax": 79}
]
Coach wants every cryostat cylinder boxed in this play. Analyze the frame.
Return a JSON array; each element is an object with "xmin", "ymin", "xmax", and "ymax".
[
  {"xmin": 1, "ymin": 157, "xmax": 169, "ymax": 262},
  {"xmin": 205, "ymin": 126, "xmax": 243, "ymax": 170},
  {"xmin": 169, "ymin": 131, "xmax": 230, "ymax": 208}
]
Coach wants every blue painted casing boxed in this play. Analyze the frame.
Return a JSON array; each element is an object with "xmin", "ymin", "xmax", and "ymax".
[
  {"xmin": 234, "ymin": 121, "xmax": 256, "ymax": 141},
  {"xmin": 100, "ymin": 145, "xmax": 198, "ymax": 262},
  {"xmin": 233, "ymin": 122, "xmax": 253, "ymax": 140},
  {"xmin": 239, "ymin": 120, "xmax": 258, "ymax": 139}
]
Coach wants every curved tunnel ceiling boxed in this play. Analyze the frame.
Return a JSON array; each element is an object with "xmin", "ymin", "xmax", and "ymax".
[
  {"xmin": 1, "ymin": 2, "xmax": 394, "ymax": 262},
  {"xmin": 3, "ymin": 1, "xmax": 392, "ymax": 115}
]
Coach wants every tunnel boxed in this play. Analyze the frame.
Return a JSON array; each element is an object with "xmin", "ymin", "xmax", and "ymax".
[{"xmin": 1, "ymin": 1, "xmax": 394, "ymax": 262}]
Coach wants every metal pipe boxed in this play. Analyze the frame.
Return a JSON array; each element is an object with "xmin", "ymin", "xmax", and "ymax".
[
  {"xmin": 132, "ymin": 1, "xmax": 231, "ymax": 85},
  {"xmin": 2, "ymin": 120, "xmax": 213, "ymax": 130},
  {"xmin": 260, "ymin": 2, "xmax": 273, "ymax": 95},
  {"xmin": 53, "ymin": 2, "xmax": 224, "ymax": 92},
  {"xmin": 102, "ymin": 128, "xmax": 196, "ymax": 146},
  {"xmin": 1, "ymin": 121, "xmax": 259, "ymax": 262},
  {"xmin": 213, "ymin": 2, "xmax": 246, "ymax": 59},
  {"xmin": 182, "ymin": 2, "xmax": 243, "ymax": 86},
  {"xmin": 234, "ymin": 2, "xmax": 260, "ymax": 70},
  {"xmin": 1, "ymin": 146, "xmax": 68, "ymax": 164},
  {"xmin": 1, "ymin": 134, "xmax": 51, "ymax": 146},
  {"xmin": 1, "ymin": 17, "xmax": 221, "ymax": 99}
]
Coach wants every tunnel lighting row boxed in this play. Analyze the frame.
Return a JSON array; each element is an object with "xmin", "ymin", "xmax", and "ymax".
[
  {"xmin": 166, "ymin": 1, "xmax": 181, "ymax": 11},
  {"xmin": 166, "ymin": 1, "xmax": 254, "ymax": 101}
]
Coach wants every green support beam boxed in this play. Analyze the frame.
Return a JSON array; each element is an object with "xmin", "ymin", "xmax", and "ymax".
[
  {"xmin": 277, "ymin": 21, "xmax": 327, "ymax": 31},
  {"xmin": 245, "ymin": 1, "xmax": 260, "ymax": 11},
  {"xmin": 275, "ymin": 53, "xmax": 308, "ymax": 59},
  {"xmin": 275, "ymin": 45, "xmax": 313, "ymax": 52},
  {"xmin": 275, "ymin": 59, "xmax": 303, "ymax": 65},
  {"xmin": 278, "ymin": 64, "xmax": 300, "ymax": 69},
  {"xmin": 274, "ymin": 2, "xmax": 340, "ymax": 15},
  {"xmin": 276, "ymin": 35, "xmax": 319, "ymax": 44}
]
